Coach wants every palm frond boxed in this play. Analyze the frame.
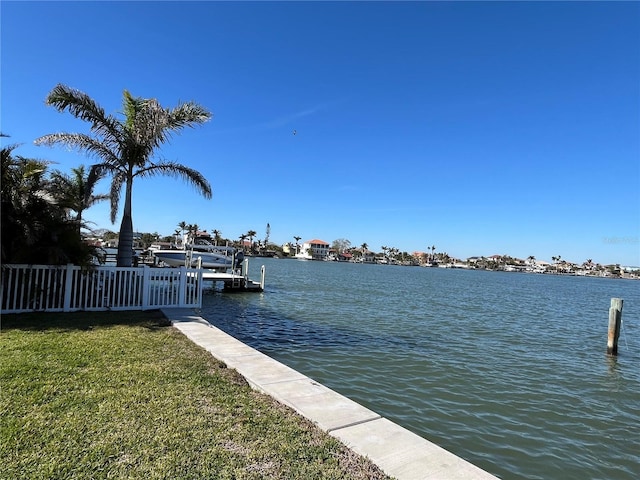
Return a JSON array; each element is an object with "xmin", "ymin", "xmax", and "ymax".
[
  {"xmin": 85, "ymin": 165, "xmax": 106, "ymax": 203},
  {"xmin": 45, "ymin": 84, "xmax": 122, "ymax": 143},
  {"xmin": 135, "ymin": 161, "xmax": 212, "ymax": 199},
  {"xmin": 35, "ymin": 133, "xmax": 121, "ymax": 165},
  {"xmin": 123, "ymin": 95, "xmax": 211, "ymax": 153},
  {"xmin": 89, "ymin": 163, "xmax": 120, "ymax": 179},
  {"xmin": 109, "ymin": 171, "xmax": 126, "ymax": 223},
  {"xmin": 87, "ymin": 193, "xmax": 111, "ymax": 208},
  {"xmin": 167, "ymin": 101, "xmax": 212, "ymax": 130}
]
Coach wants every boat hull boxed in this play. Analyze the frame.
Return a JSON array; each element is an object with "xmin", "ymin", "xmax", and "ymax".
[{"xmin": 153, "ymin": 250, "xmax": 234, "ymax": 270}]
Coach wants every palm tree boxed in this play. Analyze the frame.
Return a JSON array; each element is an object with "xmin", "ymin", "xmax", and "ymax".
[
  {"xmin": 35, "ymin": 84, "xmax": 212, "ymax": 266},
  {"xmin": 212, "ymin": 229, "xmax": 222, "ymax": 245},
  {"xmin": 294, "ymin": 236, "xmax": 301, "ymax": 255},
  {"xmin": 1, "ymin": 144, "xmax": 95, "ymax": 265},
  {"xmin": 361, "ymin": 243, "xmax": 368, "ymax": 261},
  {"xmin": 247, "ymin": 230, "xmax": 257, "ymax": 252},
  {"xmin": 239, "ymin": 234, "xmax": 248, "ymax": 252},
  {"xmin": 176, "ymin": 221, "xmax": 188, "ymax": 246},
  {"xmin": 48, "ymin": 165, "xmax": 109, "ymax": 232},
  {"xmin": 1, "ymin": 144, "xmax": 52, "ymax": 262},
  {"xmin": 187, "ymin": 223, "xmax": 200, "ymax": 242}
]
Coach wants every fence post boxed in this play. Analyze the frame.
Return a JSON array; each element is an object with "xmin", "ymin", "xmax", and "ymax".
[
  {"xmin": 63, "ymin": 264, "xmax": 74, "ymax": 312},
  {"xmin": 607, "ymin": 298, "xmax": 623, "ymax": 356},
  {"xmin": 178, "ymin": 266, "xmax": 187, "ymax": 307},
  {"xmin": 141, "ymin": 266, "xmax": 151, "ymax": 310}
]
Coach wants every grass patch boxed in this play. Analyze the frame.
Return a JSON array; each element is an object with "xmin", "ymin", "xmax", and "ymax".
[{"xmin": 1, "ymin": 310, "xmax": 392, "ymax": 479}]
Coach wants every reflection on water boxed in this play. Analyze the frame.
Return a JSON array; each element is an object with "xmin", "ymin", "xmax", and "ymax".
[{"xmin": 200, "ymin": 259, "xmax": 640, "ymax": 480}]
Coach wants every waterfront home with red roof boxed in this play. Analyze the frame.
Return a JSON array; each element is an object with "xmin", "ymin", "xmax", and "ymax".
[{"xmin": 300, "ymin": 239, "xmax": 330, "ymax": 260}]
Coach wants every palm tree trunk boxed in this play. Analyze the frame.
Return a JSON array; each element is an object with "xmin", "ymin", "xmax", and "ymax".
[{"xmin": 116, "ymin": 179, "xmax": 134, "ymax": 267}]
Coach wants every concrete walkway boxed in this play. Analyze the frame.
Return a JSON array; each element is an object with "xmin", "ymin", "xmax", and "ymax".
[{"xmin": 163, "ymin": 308, "xmax": 499, "ymax": 480}]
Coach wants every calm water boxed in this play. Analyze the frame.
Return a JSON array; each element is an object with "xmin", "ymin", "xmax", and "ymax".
[{"xmin": 199, "ymin": 259, "xmax": 640, "ymax": 480}]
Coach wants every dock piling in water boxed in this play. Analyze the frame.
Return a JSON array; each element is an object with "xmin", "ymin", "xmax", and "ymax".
[{"xmin": 607, "ymin": 298, "xmax": 623, "ymax": 356}]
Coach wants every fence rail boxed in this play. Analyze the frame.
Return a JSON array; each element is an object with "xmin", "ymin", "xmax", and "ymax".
[{"xmin": 1, "ymin": 264, "xmax": 203, "ymax": 313}]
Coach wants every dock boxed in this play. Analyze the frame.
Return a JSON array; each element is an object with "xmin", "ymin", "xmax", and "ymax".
[{"xmin": 200, "ymin": 260, "xmax": 265, "ymax": 292}]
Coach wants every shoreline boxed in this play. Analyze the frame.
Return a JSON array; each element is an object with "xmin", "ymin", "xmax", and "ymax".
[{"xmin": 164, "ymin": 307, "xmax": 500, "ymax": 480}]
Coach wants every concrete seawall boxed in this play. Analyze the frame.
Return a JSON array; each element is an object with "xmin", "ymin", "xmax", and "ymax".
[{"xmin": 162, "ymin": 308, "xmax": 500, "ymax": 480}]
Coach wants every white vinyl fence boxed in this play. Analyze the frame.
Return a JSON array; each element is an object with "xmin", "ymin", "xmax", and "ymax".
[{"xmin": 1, "ymin": 264, "xmax": 203, "ymax": 313}]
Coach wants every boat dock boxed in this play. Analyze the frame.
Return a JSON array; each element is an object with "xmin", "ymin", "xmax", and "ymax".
[{"xmin": 201, "ymin": 260, "xmax": 265, "ymax": 292}]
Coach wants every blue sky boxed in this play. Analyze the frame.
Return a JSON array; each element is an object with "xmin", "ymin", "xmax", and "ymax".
[{"xmin": 2, "ymin": 1, "xmax": 639, "ymax": 266}]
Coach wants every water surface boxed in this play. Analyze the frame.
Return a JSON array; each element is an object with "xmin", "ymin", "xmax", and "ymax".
[{"xmin": 200, "ymin": 259, "xmax": 639, "ymax": 480}]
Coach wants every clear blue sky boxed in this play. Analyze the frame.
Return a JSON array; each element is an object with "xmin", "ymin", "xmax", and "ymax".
[{"xmin": 2, "ymin": 1, "xmax": 639, "ymax": 266}]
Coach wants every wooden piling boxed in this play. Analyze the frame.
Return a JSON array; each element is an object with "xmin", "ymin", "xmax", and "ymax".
[{"xmin": 607, "ymin": 298, "xmax": 623, "ymax": 356}]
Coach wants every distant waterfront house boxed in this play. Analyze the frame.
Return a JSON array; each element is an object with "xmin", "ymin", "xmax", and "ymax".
[
  {"xmin": 338, "ymin": 251, "xmax": 353, "ymax": 262},
  {"xmin": 413, "ymin": 251, "xmax": 426, "ymax": 264},
  {"xmin": 360, "ymin": 249, "xmax": 376, "ymax": 263},
  {"xmin": 466, "ymin": 256, "xmax": 483, "ymax": 264},
  {"xmin": 302, "ymin": 239, "xmax": 330, "ymax": 260}
]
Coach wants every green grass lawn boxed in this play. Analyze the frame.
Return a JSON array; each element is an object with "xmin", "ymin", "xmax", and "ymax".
[{"xmin": 0, "ymin": 310, "xmax": 391, "ymax": 480}]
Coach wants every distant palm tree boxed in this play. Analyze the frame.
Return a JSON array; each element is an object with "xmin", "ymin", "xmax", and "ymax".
[
  {"xmin": 176, "ymin": 221, "xmax": 188, "ymax": 246},
  {"xmin": 247, "ymin": 230, "xmax": 257, "ymax": 252},
  {"xmin": 48, "ymin": 165, "xmax": 109, "ymax": 232},
  {"xmin": 212, "ymin": 229, "xmax": 222, "ymax": 244},
  {"xmin": 294, "ymin": 235, "xmax": 301, "ymax": 254},
  {"xmin": 239, "ymin": 234, "xmax": 248, "ymax": 252},
  {"xmin": 187, "ymin": 224, "xmax": 200, "ymax": 241},
  {"xmin": 36, "ymin": 84, "xmax": 212, "ymax": 266}
]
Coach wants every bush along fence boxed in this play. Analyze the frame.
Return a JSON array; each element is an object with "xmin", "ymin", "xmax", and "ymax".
[{"xmin": 1, "ymin": 264, "xmax": 204, "ymax": 313}]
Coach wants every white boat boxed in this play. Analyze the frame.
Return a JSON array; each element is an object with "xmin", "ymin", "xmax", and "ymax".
[
  {"xmin": 294, "ymin": 246, "xmax": 312, "ymax": 260},
  {"xmin": 153, "ymin": 236, "xmax": 241, "ymax": 271}
]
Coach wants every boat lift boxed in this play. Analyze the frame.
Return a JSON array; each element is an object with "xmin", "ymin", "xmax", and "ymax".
[{"xmin": 191, "ymin": 253, "xmax": 265, "ymax": 292}]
